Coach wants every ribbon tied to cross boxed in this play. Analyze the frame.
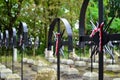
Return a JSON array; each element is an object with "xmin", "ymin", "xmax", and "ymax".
[{"xmin": 90, "ymin": 22, "xmax": 104, "ymax": 51}]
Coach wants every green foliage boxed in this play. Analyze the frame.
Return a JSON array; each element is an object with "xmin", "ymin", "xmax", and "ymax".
[
  {"xmin": 110, "ymin": 18, "xmax": 120, "ymax": 33},
  {"xmin": 34, "ymin": 0, "xmax": 40, "ymax": 5},
  {"xmin": 86, "ymin": 0, "xmax": 120, "ymax": 33},
  {"xmin": 1, "ymin": 0, "xmax": 120, "ymax": 55},
  {"xmin": 0, "ymin": 0, "xmax": 23, "ymax": 30},
  {"xmin": 103, "ymin": 0, "xmax": 120, "ymax": 32},
  {"xmin": 85, "ymin": 0, "xmax": 98, "ymax": 34},
  {"xmin": 36, "ymin": 44, "xmax": 45, "ymax": 56},
  {"xmin": 108, "ymin": 0, "xmax": 120, "ymax": 17}
]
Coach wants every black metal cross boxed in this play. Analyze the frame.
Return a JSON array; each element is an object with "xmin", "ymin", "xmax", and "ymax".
[
  {"xmin": 9, "ymin": 27, "xmax": 17, "ymax": 73},
  {"xmin": 3, "ymin": 30, "xmax": 9, "ymax": 67},
  {"xmin": 79, "ymin": 0, "xmax": 120, "ymax": 80},
  {"xmin": 48, "ymin": 18, "xmax": 73, "ymax": 80},
  {"xmin": 18, "ymin": 22, "xmax": 28, "ymax": 80}
]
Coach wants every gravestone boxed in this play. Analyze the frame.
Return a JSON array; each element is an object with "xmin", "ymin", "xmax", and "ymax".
[
  {"xmin": 23, "ymin": 58, "xmax": 28, "ymax": 63},
  {"xmin": 105, "ymin": 59, "xmax": 116, "ymax": 64},
  {"xmin": 88, "ymin": 62, "xmax": 98, "ymax": 69},
  {"xmin": 113, "ymin": 78, "xmax": 120, "ymax": 80},
  {"xmin": 26, "ymin": 59, "xmax": 34, "ymax": 65},
  {"xmin": 66, "ymin": 59, "xmax": 74, "ymax": 65},
  {"xmin": 32, "ymin": 60, "xmax": 48, "ymax": 71},
  {"xmin": 106, "ymin": 64, "xmax": 120, "ymax": 72},
  {"xmin": 83, "ymin": 72, "xmax": 98, "ymax": 80},
  {"xmin": 35, "ymin": 68, "xmax": 57, "ymax": 80},
  {"xmin": 81, "ymin": 57, "xmax": 90, "ymax": 62},
  {"xmin": 5, "ymin": 74, "xmax": 21, "ymax": 80},
  {"xmin": 51, "ymin": 64, "xmax": 69, "ymax": 73},
  {"xmin": 0, "ymin": 64, "xmax": 6, "ymax": 70},
  {"xmin": 44, "ymin": 48, "xmax": 54, "ymax": 59},
  {"xmin": 47, "ymin": 58, "xmax": 56, "ymax": 63},
  {"xmin": 63, "ymin": 67, "xmax": 79, "ymax": 75},
  {"xmin": 0, "ymin": 68, "xmax": 12, "ymax": 79},
  {"xmin": 60, "ymin": 59, "xmax": 68, "ymax": 64},
  {"xmin": 75, "ymin": 61, "xmax": 87, "ymax": 67}
]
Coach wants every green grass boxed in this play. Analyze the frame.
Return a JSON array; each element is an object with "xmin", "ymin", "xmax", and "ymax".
[
  {"xmin": 104, "ymin": 71, "xmax": 120, "ymax": 78},
  {"xmin": 0, "ymin": 51, "xmax": 50, "ymax": 65}
]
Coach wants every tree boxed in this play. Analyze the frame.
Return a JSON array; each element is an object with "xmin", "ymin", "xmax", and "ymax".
[
  {"xmin": 104, "ymin": 0, "xmax": 120, "ymax": 32},
  {"xmin": 107, "ymin": 0, "xmax": 120, "ymax": 17},
  {"xmin": 85, "ymin": 0, "xmax": 120, "ymax": 33},
  {"xmin": 0, "ymin": 0, "xmax": 23, "ymax": 30}
]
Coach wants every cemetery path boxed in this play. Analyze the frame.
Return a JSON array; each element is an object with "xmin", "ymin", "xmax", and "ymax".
[
  {"xmin": 2, "ymin": 57, "xmax": 120, "ymax": 80},
  {"xmin": 12, "ymin": 62, "xmax": 37, "ymax": 80}
]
